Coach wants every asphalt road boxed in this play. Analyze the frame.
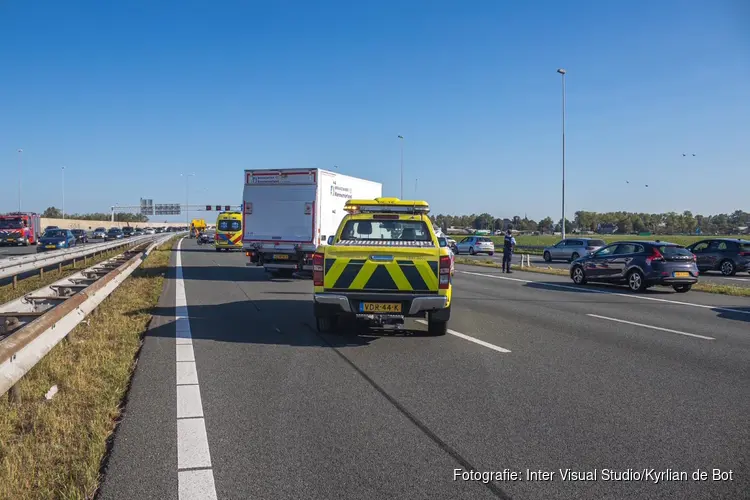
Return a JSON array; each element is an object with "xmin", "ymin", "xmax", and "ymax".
[
  {"xmin": 100, "ymin": 238, "xmax": 749, "ymax": 500},
  {"xmin": 459, "ymin": 252, "xmax": 750, "ymax": 288}
]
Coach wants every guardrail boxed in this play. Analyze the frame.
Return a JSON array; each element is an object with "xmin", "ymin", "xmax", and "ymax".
[
  {"xmin": 0, "ymin": 235, "xmax": 160, "ymax": 285},
  {"xmin": 0, "ymin": 233, "xmax": 176, "ymax": 399}
]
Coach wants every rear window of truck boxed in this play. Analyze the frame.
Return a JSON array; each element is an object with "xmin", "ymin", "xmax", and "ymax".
[{"xmin": 340, "ymin": 220, "xmax": 431, "ymax": 241}]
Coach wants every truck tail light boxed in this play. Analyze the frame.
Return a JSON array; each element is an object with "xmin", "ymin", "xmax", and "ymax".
[
  {"xmin": 645, "ymin": 247, "xmax": 664, "ymax": 264},
  {"xmin": 439, "ymin": 255, "xmax": 451, "ymax": 289},
  {"xmin": 313, "ymin": 253, "xmax": 324, "ymax": 286}
]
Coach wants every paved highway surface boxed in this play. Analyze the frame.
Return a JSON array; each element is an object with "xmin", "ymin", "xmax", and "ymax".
[
  {"xmin": 460, "ymin": 252, "xmax": 750, "ymax": 288},
  {"xmin": 99, "ymin": 238, "xmax": 748, "ymax": 500}
]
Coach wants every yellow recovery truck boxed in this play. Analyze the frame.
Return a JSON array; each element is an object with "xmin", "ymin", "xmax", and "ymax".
[
  {"xmin": 312, "ymin": 197, "xmax": 453, "ymax": 335},
  {"xmin": 190, "ymin": 218, "xmax": 207, "ymax": 238}
]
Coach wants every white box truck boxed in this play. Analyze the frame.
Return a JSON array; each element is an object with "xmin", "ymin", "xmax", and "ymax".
[{"xmin": 242, "ymin": 168, "xmax": 383, "ymax": 276}]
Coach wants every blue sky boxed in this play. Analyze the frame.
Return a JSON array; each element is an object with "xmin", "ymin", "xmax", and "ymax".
[{"xmin": 0, "ymin": 0, "xmax": 747, "ymax": 222}]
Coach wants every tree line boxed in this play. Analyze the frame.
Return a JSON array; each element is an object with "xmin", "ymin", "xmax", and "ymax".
[
  {"xmin": 432, "ymin": 210, "xmax": 750, "ymax": 235},
  {"xmin": 41, "ymin": 206, "xmax": 149, "ymax": 223}
]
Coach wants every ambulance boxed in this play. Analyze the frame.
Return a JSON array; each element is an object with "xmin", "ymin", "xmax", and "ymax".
[{"xmin": 214, "ymin": 211, "xmax": 243, "ymax": 251}]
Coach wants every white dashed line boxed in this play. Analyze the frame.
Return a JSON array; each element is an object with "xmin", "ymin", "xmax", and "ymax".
[
  {"xmin": 457, "ymin": 270, "xmax": 750, "ymax": 317},
  {"xmin": 586, "ymin": 314, "xmax": 715, "ymax": 340},
  {"xmin": 415, "ymin": 319, "xmax": 511, "ymax": 353},
  {"xmin": 175, "ymin": 238, "xmax": 217, "ymax": 500}
]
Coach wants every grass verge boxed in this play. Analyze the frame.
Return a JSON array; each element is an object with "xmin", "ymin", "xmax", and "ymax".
[
  {"xmin": 0, "ymin": 246, "xmax": 138, "ymax": 305},
  {"xmin": 0, "ymin": 237, "xmax": 177, "ymax": 500},
  {"xmin": 454, "ymin": 257, "xmax": 750, "ymax": 297}
]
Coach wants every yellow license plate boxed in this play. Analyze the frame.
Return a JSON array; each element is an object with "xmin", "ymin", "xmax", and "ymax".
[
  {"xmin": 674, "ymin": 272, "xmax": 689, "ymax": 277},
  {"xmin": 46, "ymin": 245, "xmax": 56, "ymax": 249},
  {"xmin": 360, "ymin": 302, "xmax": 402, "ymax": 314},
  {"xmin": 274, "ymin": 254, "xmax": 289, "ymax": 260}
]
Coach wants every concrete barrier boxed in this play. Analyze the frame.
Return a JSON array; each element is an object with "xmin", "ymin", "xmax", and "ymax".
[{"xmin": 40, "ymin": 218, "xmax": 179, "ymax": 230}]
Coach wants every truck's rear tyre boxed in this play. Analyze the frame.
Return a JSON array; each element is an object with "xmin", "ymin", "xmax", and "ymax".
[{"xmin": 426, "ymin": 307, "xmax": 450, "ymax": 336}]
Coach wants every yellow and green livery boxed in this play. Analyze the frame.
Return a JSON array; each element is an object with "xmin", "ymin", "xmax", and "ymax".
[
  {"xmin": 215, "ymin": 211, "xmax": 243, "ymax": 251},
  {"xmin": 312, "ymin": 197, "xmax": 452, "ymax": 335}
]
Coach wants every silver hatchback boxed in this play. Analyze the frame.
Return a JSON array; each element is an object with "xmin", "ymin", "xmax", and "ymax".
[
  {"xmin": 455, "ymin": 236, "xmax": 495, "ymax": 256},
  {"xmin": 543, "ymin": 238, "xmax": 606, "ymax": 262}
]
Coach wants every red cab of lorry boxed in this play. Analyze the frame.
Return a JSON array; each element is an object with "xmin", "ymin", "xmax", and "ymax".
[{"xmin": 0, "ymin": 212, "xmax": 42, "ymax": 246}]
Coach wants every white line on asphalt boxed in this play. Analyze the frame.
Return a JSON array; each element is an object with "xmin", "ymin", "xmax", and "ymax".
[
  {"xmin": 177, "ymin": 385, "xmax": 205, "ymax": 419},
  {"xmin": 175, "ymin": 238, "xmax": 217, "ymax": 500},
  {"xmin": 586, "ymin": 314, "xmax": 715, "ymax": 340},
  {"xmin": 179, "ymin": 469, "xmax": 218, "ymax": 500},
  {"xmin": 458, "ymin": 270, "xmax": 750, "ymax": 317},
  {"xmin": 725, "ymin": 277, "xmax": 750, "ymax": 282},
  {"xmin": 415, "ymin": 319, "xmax": 511, "ymax": 353}
]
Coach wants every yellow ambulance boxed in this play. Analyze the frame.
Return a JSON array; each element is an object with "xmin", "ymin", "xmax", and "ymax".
[{"xmin": 214, "ymin": 211, "xmax": 243, "ymax": 251}]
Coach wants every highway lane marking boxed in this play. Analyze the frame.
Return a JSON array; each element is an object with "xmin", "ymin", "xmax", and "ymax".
[
  {"xmin": 586, "ymin": 314, "xmax": 715, "ymax": 340},
  {"xmin": 725, "ymin": 277, "xmax": 750, "ymax": 282},
  {"xmin": 415, "ymin": 319, "xmax": 511, "ymax": 353},
  {"xmin": 458, "ymin": 270, "xmax": 750, "ymax": 317},
  {"xmin": 175, "ymin": 238, "xmax": 218, "ymax": 500}
]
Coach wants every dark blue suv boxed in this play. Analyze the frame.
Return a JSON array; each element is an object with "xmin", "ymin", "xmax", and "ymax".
[{"xmin": 570, "ymin": 241, "xmax": 699, "ymax": 293}]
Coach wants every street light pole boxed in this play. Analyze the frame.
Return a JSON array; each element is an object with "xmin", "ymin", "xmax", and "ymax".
[
  {"xmin": 17, "ymin": 149, "xmax": 23, "ymax": 212},
  {"xmin": 181, "ymin": 173, "xmax": 195, "ymax": 231},
  {"xmin": 400, "ymin": 136, "xmax": 405, "ymax": 199},
  {"xmin": 557, "ymin": 68, "xmax": 567, "ymax": 240},
  {"xmin": 62, "ymin": 166, "xmax": 66, "ymax": 219}
]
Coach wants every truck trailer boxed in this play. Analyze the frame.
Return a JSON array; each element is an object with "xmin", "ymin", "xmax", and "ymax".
[{"xmin": 242, "ymin": 168, "xmax": 382, "ymax": 276}]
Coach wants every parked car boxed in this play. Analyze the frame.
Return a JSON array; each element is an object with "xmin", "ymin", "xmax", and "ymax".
[
  {"xmin": 454, "ymin": 236, "xmax": 495, "ymax": 255},
  {"xmin": 92, "ymin": 227, "xmax": 107, "ymax": 239},
  {"xmin": 570, "ymin": 240, "xmax": 698, "ymax": 293},
  {"xmin": 685, "ymin": 238, "xmax": 750, "ymax": 276},
  {"xmin": 543, "ymin": 238, "xmax": 606, "ymax": 262},
  {"xmin": 37, "ymin": 229, "xmax": 77, "ymax": 252},
  {"xmin": 71, "ymin": 228, "xmax": 88, "ymax": 244},
  {"xmin": 106, "ymin": 227, "xmax": 124, "ymax": 240}
]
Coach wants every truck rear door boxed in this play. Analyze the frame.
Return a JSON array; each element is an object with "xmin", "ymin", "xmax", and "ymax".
[{"xmin": 242, "ymin": 182, "xmax": 316, "ymax": 244}]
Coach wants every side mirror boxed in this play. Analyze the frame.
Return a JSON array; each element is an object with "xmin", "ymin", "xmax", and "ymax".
[{"xmin": 327, "ymin": 235, "xmax": 334, "ymax": 245}]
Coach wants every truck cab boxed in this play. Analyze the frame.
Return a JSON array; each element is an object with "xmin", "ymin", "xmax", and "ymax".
[{"xmin": 312, "ymin": 197, "xmax": 452, "ymax": 335}]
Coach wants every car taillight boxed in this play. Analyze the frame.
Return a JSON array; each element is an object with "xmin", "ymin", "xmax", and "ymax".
[
  {"xmin": 313, "ymin": 253, "xmax": 324, "ymax": 286},
  {"xmin": 645, "ymin": 247, "xmax": 664, "ymax": 264},
  {"xmin": 439, "ymin": 255, "xmax": 451, "ymax": 289},
  {"xmin": 739, "ymin": 252, "xmax": 750, "ymax": 257},
  {"xmin": 692, "ymin": 253, "xmax": 697, "ymax": 262}
]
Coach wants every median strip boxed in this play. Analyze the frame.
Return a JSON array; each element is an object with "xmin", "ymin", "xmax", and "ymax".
[
  {"xmin": 0, "ymin": 237, "xmax": 178, "ymax": 499},
  {"xmin": 454, "ymin": 257, "xmax": 750, "ymax": 297}
]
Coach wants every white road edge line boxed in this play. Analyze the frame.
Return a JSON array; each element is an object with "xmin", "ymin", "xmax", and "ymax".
[
  {"xmin": 586, "ymin": 314, "xmax": 715, "ymax": 340},
  {"xmin": 415, "ymin": 319, "xmax": 511, "ymax": 353},
  {"xmin": 175, "ymin": 238, "xmax": 218, "ymax": 500},
  {"xmin": 457, "ymin": 270, "xmax": 750, "ymax": 317},
  {"xmin": 725, "ymin": 277, "xmax": 750, "ymax": 282}
]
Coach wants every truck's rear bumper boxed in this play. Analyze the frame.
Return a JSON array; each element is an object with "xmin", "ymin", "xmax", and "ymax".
[{"xmin": 314, "ymin": 292, "xmax": 447, "ymax": 315}]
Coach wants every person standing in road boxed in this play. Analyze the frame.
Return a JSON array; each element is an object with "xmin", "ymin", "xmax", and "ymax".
[{"xmin": 502, "ymin": 229, "xmax": 516, "ymax": 273}]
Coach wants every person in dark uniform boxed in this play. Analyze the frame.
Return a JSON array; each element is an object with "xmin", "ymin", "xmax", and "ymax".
[{"xmin": 502, "ymin": 229, "xmax": 516, "ymax": 273}]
